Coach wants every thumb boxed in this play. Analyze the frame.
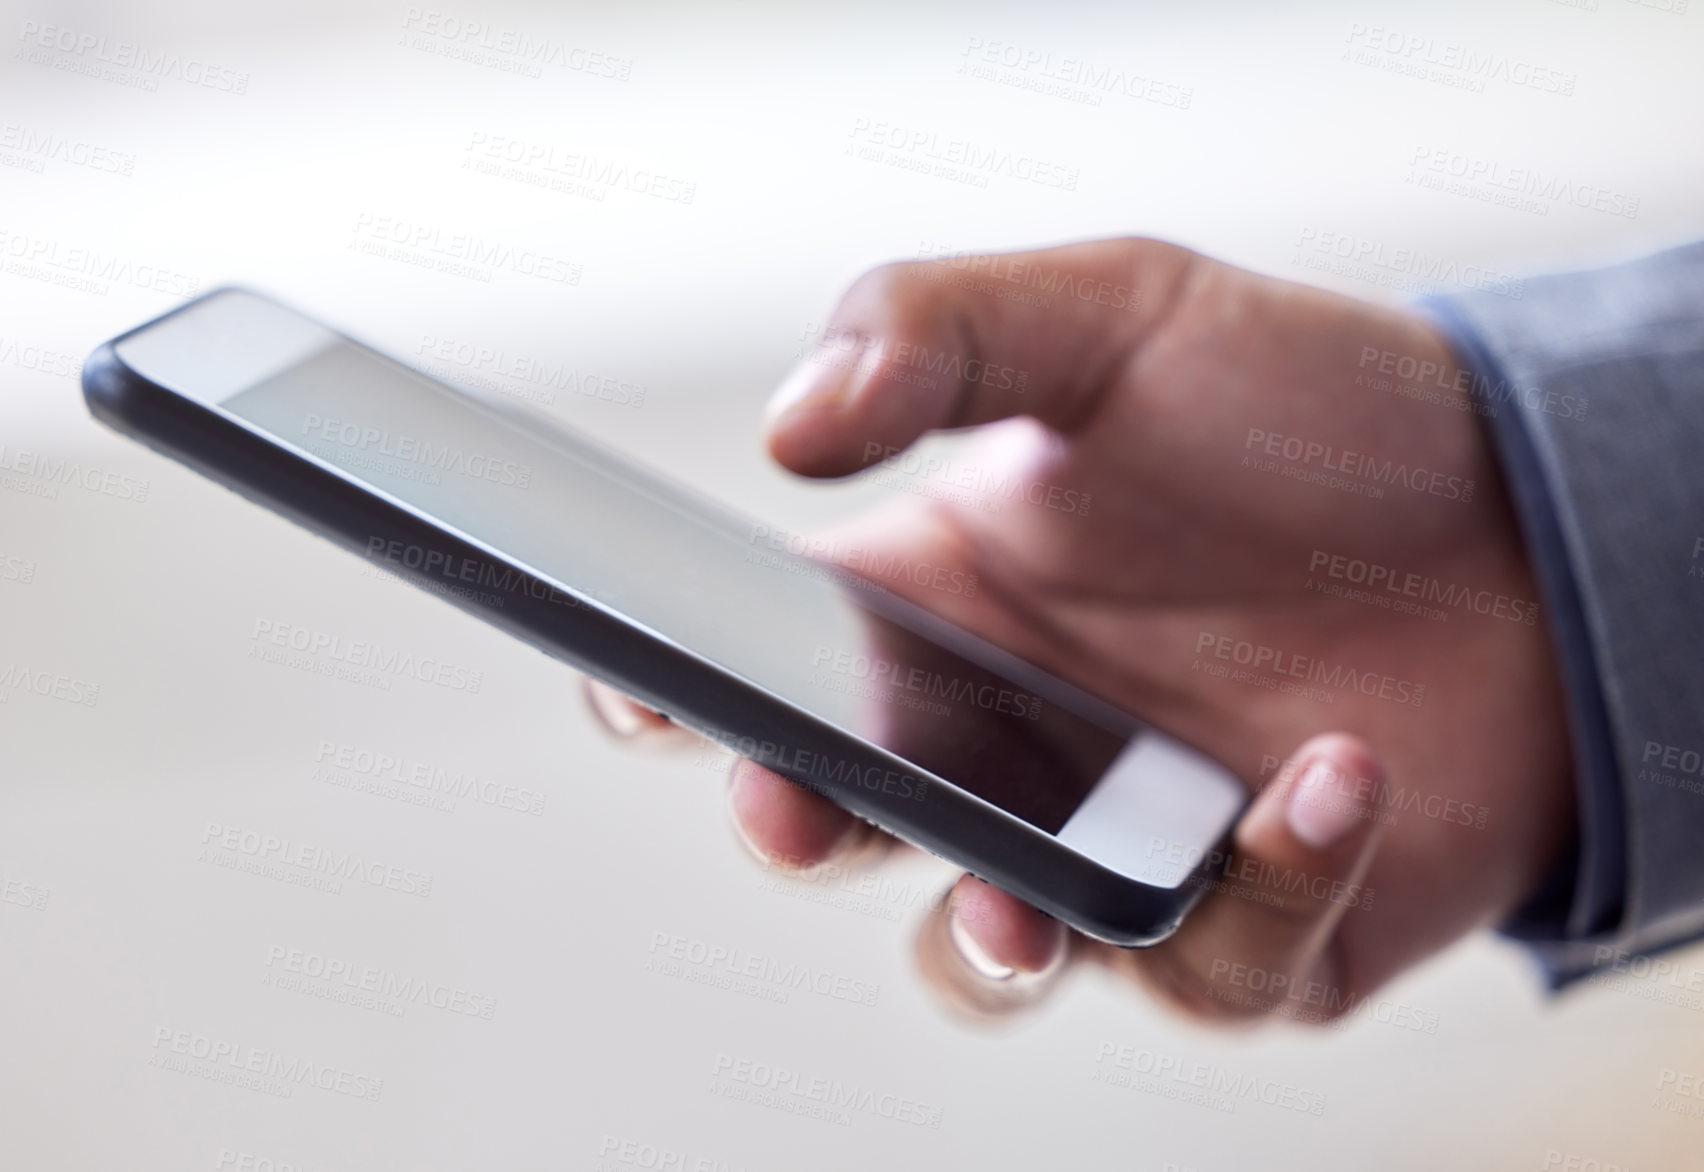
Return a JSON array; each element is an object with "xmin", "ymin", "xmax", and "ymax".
[
  {"xmin": 761, "ymin": 239, "xmax": 1198, "ymax": 478},
  {"xmin": 1128, "ymin": 732, "xmax": 1389, "ymax": 1026}
]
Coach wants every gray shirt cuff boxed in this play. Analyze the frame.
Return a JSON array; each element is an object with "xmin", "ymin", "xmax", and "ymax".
[{"xmin": 1418, "ymin": 242, "xmax": 1704, "ymax": 986}]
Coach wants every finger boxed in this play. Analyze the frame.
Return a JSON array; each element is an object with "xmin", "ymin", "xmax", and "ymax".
[
  {"xmin": 763, "ymin": 238, "xmax": 1200, "ymax": 477},
  {"xmin": 725, "ymin": 757, "xmax": 884, "ymax": 870},
  {"xmin": 581, "ymin": 678, "xmax": 697, "ymax": 746},
  {"xmin": 1127, "ymin": 732, "xmax": 1388, "ymax": 1025},
  {"xmin": 584, "ymin": 678, "xmax": 895, "ymax": 872},
  {"xmin": 914, "ymin": 875, "xmax": 1070, "ymax": 1021}
]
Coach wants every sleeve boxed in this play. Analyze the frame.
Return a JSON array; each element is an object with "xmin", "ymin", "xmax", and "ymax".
[{"xmin": 1417, "ymin": 241, "xmax": 1704, "ymax": 988}]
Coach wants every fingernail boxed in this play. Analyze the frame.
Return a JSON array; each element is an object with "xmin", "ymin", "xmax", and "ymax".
[
  {"xmin": 764, "ymin": 355, "xmax": 848, "ymax": 425},
  {"xmin": 949, "ymin": 915, "xmax": 1016, "ymax": 981},
  {"xmin": 1285, "ymin": 758, "xmax": 1366, "ymax": 850},
  {"xmin": 765, "ymin": 331, "xmax": 877, "ymax": 425},
  {"xmin": 726, "ymin": 768, "xmax": 866, "ymax": 870},
  {"xmin": 583, "ymin": 679, "xmax": 645, "ymax": 738},
  {"xmin": 727, "ymin": 799, "xmax": 776, "ymax": 866},
  {"xmin": 821, "ymin": 815, "xmax": 868, "ymax": 862}
]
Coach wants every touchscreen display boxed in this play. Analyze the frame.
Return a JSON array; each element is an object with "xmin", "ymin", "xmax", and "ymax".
[{"xmin": 120, "ymin": 291, "xmax": 1244, "ymax": 886}]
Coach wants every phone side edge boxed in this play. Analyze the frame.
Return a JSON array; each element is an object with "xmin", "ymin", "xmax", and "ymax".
[{"xmin": 81, "ymin": 333, "xmax": 1237, "ymax": 950}]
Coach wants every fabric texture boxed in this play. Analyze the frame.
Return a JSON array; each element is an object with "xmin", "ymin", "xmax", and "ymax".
[{"xmin": 1419, "ymin": 242, "xmax": 1704, "ymax": 986}]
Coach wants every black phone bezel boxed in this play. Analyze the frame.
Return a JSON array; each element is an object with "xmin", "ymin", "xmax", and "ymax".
[{"xmin": 81, "ymin": 288, "xmax": 1246, "ymax": 948}]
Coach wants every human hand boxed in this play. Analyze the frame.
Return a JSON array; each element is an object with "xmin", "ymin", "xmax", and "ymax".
[{"xmin": 590, "ymin": 238, "xmax": 1574, "ymax": 1024}]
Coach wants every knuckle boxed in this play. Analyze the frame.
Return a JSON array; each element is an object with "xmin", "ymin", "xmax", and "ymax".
[
  {"xmin": 1154, "ymin": 983, "xmax": 1263, "ymax": 1028},
  {"xmin": 1112, "ymin": 236, "xmax": 1201, "ymax": 304},
  {"xmin": 842, "ymin": 259, "xmax": 911, "ymax": 306},
  {"xmin": 1134, "ymin": 951, "xmax": 1270, "ymax": 1028},
  {"xmin": 1115, "ymin": 234, "xmax": 1187, "ymax": 265},
  {"xmin": 840, "ymin": 258, "xmax": 952, "ymax": 328}
]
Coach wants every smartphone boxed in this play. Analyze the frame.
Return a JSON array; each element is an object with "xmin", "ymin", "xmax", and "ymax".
[{"xmin": 82, "ymin": 288, "xmax": 1246, "ymax": 947}]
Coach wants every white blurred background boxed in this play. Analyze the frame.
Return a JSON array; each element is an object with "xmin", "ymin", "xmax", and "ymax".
[{"xmin": 4, "ymin": 1, "xmax": 1703, "ymax": 1168}]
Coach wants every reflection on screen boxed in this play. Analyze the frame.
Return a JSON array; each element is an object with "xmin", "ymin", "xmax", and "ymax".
[{"xmin": 224, "ymin": 340, "xmax": 1131, "ymax": 836}]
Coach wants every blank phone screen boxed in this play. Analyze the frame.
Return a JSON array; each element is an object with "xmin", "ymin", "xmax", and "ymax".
[{"xmin": 118, "ymin": 290, "xmax": 1244, "ymax": 886}]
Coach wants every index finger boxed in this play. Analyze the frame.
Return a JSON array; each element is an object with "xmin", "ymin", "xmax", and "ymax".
[{"xmin": 765, "ymin": 238, "xmax": 1199, "ymax": 478}]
